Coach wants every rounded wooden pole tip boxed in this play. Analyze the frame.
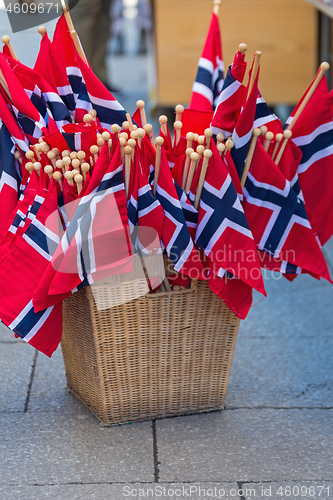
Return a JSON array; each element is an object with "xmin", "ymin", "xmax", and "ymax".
[
  {"xmin": 56, "ymin": 160, "xmax": 64, "ymax": 169},
  {"xmin": 119, "ymin": 137, "xmax": 126, "ymax": 147},
  {"xmin": 47, "ymin": 151, "xmax": 56, "ymax": 160},
  {"xmin": 124, "ymin": 145, "xmax": 132, "ymax": 155},
  {"xmin": 89, "ymin": 109, "xmax": 97, "ymax": 117},
  {"xmin": 216, "ymin": 132, "xmax": 225, "ymax": 142},
  {"xmin": 81, "ymin": 163, "xmax": 90, "ymax": 173},
  {"xmin": 127, "ymin": 138, "xmax": 136, "ymax": 148},
  {"xmin": 62, "ymin": 150, "xmax": 71, "ymax": 158},
  {"xmin": 175, "ymin": 104, "xmax": 184, "ymax": 113},
  {"xmin": 101, "ymin": 131, "xmax": 111, "ymax": 141},
  {"xmin": 143, "ymin": 123, "xmax": 153, "ymax": 133},
  {"xmin": 97, "ymin": 137, "xmax": 104, "ymax": 147},
  {"xmin": 283, "ymin": 129, "xmax": 293, "ymax": 139},
  {"xmin": 74, "ymin": 173, "xmax": 83, "ymax": 184},
  {"xmin": 186, "ymin": 147, "xmax": 194, "ymax": 156},
  {"xmin": 53, "ymin": 171, "xmax": 62, "ymax": 181},
  {"xmin": 320, "ymin": 61, "xmax": 330, "ymax": 72},
  {"xmin": 83, "ymin": 113, "xmax": 93, "ymax": 124},
  {"xmin": 77, "ymin": 150, "xmax": 86, "ymax": 160},
  {"xmin": 190, "ymin": 152, "xmax": 199, "ymax": 161},
  {"xmin": 44, "ymin": 165, "xmax": 53, "ymax": 175},
  {"xmin": 255, "ymin": 50, "xmax": 262, "ymax": 56},
  {"xmin": 130, "ymin": 131, "xmax": 139, "ymax": 140},
  {"xmin": 275, "ymin": 133, "xmax": 284, "ymax": 142},
  {"xmin": 38, "ymin": 26, "xmax": 47, "ymax": 36},
  {"xmin": 204, "ymin": 149, "xmax": 213, "ymax": 159},
  {"xmin": 196, "ymin": 145, "xmax": 205, "ymax": 155},
  {"xmin": 217, "ymin": 143, "xmax": 226, "ymax": 153},
  {"xmin": 155, "ymin": 136, "xmax": 164, "ymax": 147},
  {"xmin": 122, "ymin": 121, "xmax": 130, "ymax": 130},
  {"xmin": 136, "ymin": 99, "xmax": 145, "ymax": 109},
  {"xmin": 265, "ymin": 131, "xmax": 274, "ymax": 141},
  {"xmin": 25, "ymin": 162, "xmax": 34, "ymax": 172},
  {"xmin": 226, "ymin": 138, "xmax": 234, "ymax": 149},
  {"xmin": 34, "ymin": 162, "xmax": 42, "ymax": 172},
  {"xmin": 238, "ymin": 43, "xmax": 247, "ymax": 54},
  {"xmin": 159, "ymin": 115, "xmax": 168, "ymax": 124},
  {"xmin": 64, "ymin": 170, "xmax": 73, "ymax": 181},
  {"xmin": 174, "ymin": 120, "xmax": 183, "ymax": 130},
  {"xmin": 25, "ymin": 150, "xmax": 35, "ymax": 160},
  {"xmin": 72, "ymin": 159, "xmax": 81, "ymax": 169},
  {"xmin": 253, "ymin": 128, "xmax": 262, "ymax": 137},
  {"xmin": 90, "ymin": 145, "xmax": 99, "ymax": 154},
  {"xmin": 186, "ymin": 132, "xmax": 194, "ymax": 141},
  {"xmin": 193, "ymin": 133, "xmax": 199, "ymax": 142},
  {"xmin": 260, "ymin": 125, "xmax": 268, "ymax": 136},
  {"xmin": 111, "ymin": 124, "xmax": 121, "ymax": 134},
  {"xmin": 204, "ymin": 128, "xmax": 214, "ymax": 138},
  {"xmin": 2, "ymin": 35, "xmax": 10, "ymax": 44}
]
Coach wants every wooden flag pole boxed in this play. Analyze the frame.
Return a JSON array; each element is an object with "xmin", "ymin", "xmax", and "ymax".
[
  {"xmin": 174, "ymin": 120, "xmax": 183, "ymax": 147},
  {"xmin": 240, "ymin": 128, "xmax": 261, "ymax": 189},
  {"xmin": 213, "ymin": 0, "xmax": 221, "ymax": 16},
  {"xmin": 216, "ymin": 133, "xmax": 225, "ymax": 145},
  {"xmin": 271, "ymin": 133, "xmax": 283, "ymax": 161},
  {"xmin": 246, "ymin": 51, "xmax": 261, "ymax": 101},
  {"xmin": 263, "ymin": 131, "xmax": 274, "ymax": 152},
  {"xmin": 204, "ymin": 128, "xmax": 214, "ymax": 149},
  {"xmin": 126, "ymin": 112, "xmax": 135, "ymax": 132},
  {"xmin": 238, "ymin": 43, "xmax": 248, "ymax": 54},
  {"xmin": 196, "ymin": 144, "xmax": 205, "ymax": 164},
  {"xmin": 194, "ymin": 149, "xmax": 213, "ymax": 210},
  {"xmin": 159, "ymin": 115, "xmax": 168, "ymax": 136},
  {"xmin": 274, "ymin": 130, "xmax": 292, "ymax": 167},
  {"xmin": 136, "ymin": 100, "xmax": 147, "ymax": 127},
  {"xmin": 154, "ymin": 136, "xmax": 164, "ymax": 195},
  {"xmin": 182, "ymin": 147, "xmax": 194, "ymax": 190},
  {"xmin": 81, "ymin": 162, "xmax": 90, "ymax": 182},
  {"xmin": 62, "ymin": 4, "xmax": 88, "ymax": 65},
  {"xmin": 185, "ymin": 152, "xmax": 199, "ymax": 193},
  {"xmin": 286, "ymin": 62, "xmax": 330, "ymax": 132},
  {"xmin": 225, "ymin": 138, "xmax": 234, "ymax": 153},
  {"xmin": 2, "ymin": 35, "xmax": 18, "ymax": 60},
  {"xmin": 53, "ymin": 171, "xmax": 63, "ymax": 191},
  {"xmin": 124, "ymin": 145, "xmax": 132, "ymax": 198},
  {"xmin": 175, "ymin": 104, "xmax": 184, "ymax": 123},
  {"xmin": 144, "ymin": 123, "xmax": 155, "ymax": 147},
  {"xmin": 74, "ymin": 173, "xmax": 83, "ymax": 195},
  {"xmin": 217, "ymin": 143, "xmax": 226, "ymax": 156}
]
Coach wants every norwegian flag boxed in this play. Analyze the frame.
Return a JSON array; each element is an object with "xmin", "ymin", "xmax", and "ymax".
[
  {"xmin": 0, "ymin": 89, "xmax": 29, "ymax": 156},
  {"xmin": 285, "ymin": 69, "xmax": 333, "ymax": 246},
  {"xmin": 189, "ymin": 12, "xmax": 224, "ymax": 111},
  {"xmin": 4, "ymin": 54, "xmax": 72, "ymax": 131},
  {"xmin": 0, "ymin": 53, "xmax": 49, "ymax": 142},
  {"xmin": 210, "ymin": 48, "xmax": 247, "ymax": 137},
  {"xmin": 140, "ymin": 136, "xmax": 205, "ymax": 279},
  {"xmin": 127, "ymin": 156, "xmax": 164, "ymax": 256},
  {"xmin": 0, "ymin": 180, "xmax": 63, "ymax": 357},
  {"xmin": 0, "ymin": 121, "xmax": 23, "ymax": 234},
  {"xmin": 253, "ymin": 90, "xmax": 282, "ymax": 135},
  {"xmin": 61, "ymin": 122, "xmax": 98, "ymax": 155},
  {"xmin": 242, "ymin": 141, "xmax": 332, "ymax": 282},
  {"xmin": 33, "ymin": 142, "xmax": 133, "ymax": 312},
  {"xmin": 231, "ymin": 58, "xmax": 259, "ymax": 179},
  {"xmin": 52, "ymin": 14, "xmax": 127, "ymax": 127},
  {"xmin": 193, "ymin": 140, "xmax": 266, "ymax": 296},
  {"xmin": 34, "ymin": 30, "xmax": 76, "ymax": 116}
]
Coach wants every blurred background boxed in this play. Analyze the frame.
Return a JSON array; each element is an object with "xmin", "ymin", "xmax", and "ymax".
[{"xmin": 0, "ymin": 0, "xmax": 332, "ymax": 124}]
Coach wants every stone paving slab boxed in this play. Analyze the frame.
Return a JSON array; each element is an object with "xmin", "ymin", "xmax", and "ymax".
[
  {"xmin": 243, "ymin": 481, "xmax": 333, "ymax": 500},
  {"xmin": 0, "ymin": 482, "xmax": 239, "ymax": 500},
  {"xmin": 239, "ymin": 273, "xmax": 333, "ymax": 340},
  {"xmin": 0, "ymin": 412, "xmax": 154, "ymax": 485},
  {"xmin": 226, "ymin": 331, "xmax": 333, "ymax": 409},
  {"xmin": 28, "ymin": 347, "xmax": 78, "ymax": 412},
  {"xmin": 156, "ymin": 409, "xmax": 333, "ymax": 483},
  {"xmin": 0, "ymin": 322, "xmax": 23, "ymax": 342},
  {"xmin": 0, "ymin": 343, "xmax": 35, "ymax": 412}
]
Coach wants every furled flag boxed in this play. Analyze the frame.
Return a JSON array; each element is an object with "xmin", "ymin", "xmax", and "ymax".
[
  {"xmin": 189, "ymin": 12, "xmax": 224, "ymax": 111},
  {"xmin": 210, "ymin": 47, "xmax": 247, "ymax": 137},
  {"xmin": 285, "ymin": 68, "xmax": 333, "ymax": 246},
  {"xmin": 0, "ymin": 120, "xmax": 23, "ymax": 234},
  {"xmin": 0, "ymin": 179, "xmax": 63, "ymax": 357},
  {"xmin": 231, "ymin": 56, "xmax": 259, "ymax": 179},
  {"xmin": 242, "ymin": 141, "xmax": 332, "ymax": 282},
  {"xmin": 33, "ymin": 142, "xmax": 133, "ymax": 312},
  {"xmin": 140, "ymin": 136, "xmax": 205, "ymax": 279}
]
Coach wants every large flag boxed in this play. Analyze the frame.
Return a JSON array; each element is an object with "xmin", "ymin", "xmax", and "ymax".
[
  {"xmin": 242, "ymin": 141, "xmax": 332, "ymax": 282},
  {"xmin": 210, "ymin": 47, "xmax": 247, "ymax": 137},
  {"xmin": 189, "ymin": 12, "xmax": 224, "ymax": 111},
  {"xmin": 285, "ymin": 69, "xmax": 333, "ymax": 245},
  {"xmin": 52, "ymin": 14, "xmax": 128, "ymax": 127},
  {"xmin": 0, "ymin": 179, "xmax": 63, "ymax": 357}
]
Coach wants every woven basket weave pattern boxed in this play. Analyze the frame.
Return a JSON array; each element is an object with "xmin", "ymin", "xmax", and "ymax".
[{"xmin": 61, "ymin": 279, "xmax": 240, "ymax": 425}]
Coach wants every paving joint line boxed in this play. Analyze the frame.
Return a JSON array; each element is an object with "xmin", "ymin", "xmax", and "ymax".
[
  {"xmin": 152, "ymin": 419, "xmax": 160, "ymax": 482},
  {"xmin": 24, "ymin": 350, "xmax": 38, "ymax": 413}
]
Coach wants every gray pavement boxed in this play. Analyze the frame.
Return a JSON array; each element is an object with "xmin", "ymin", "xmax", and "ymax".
[{"xmin": 0, "ymin": 9, "xmax": 333, "ymax": 500}]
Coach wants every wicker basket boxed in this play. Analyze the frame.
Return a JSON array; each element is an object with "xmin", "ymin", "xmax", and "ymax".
[{"xmin": 61, "ymin": 262, "xmax": 240, "ymax": 426}]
